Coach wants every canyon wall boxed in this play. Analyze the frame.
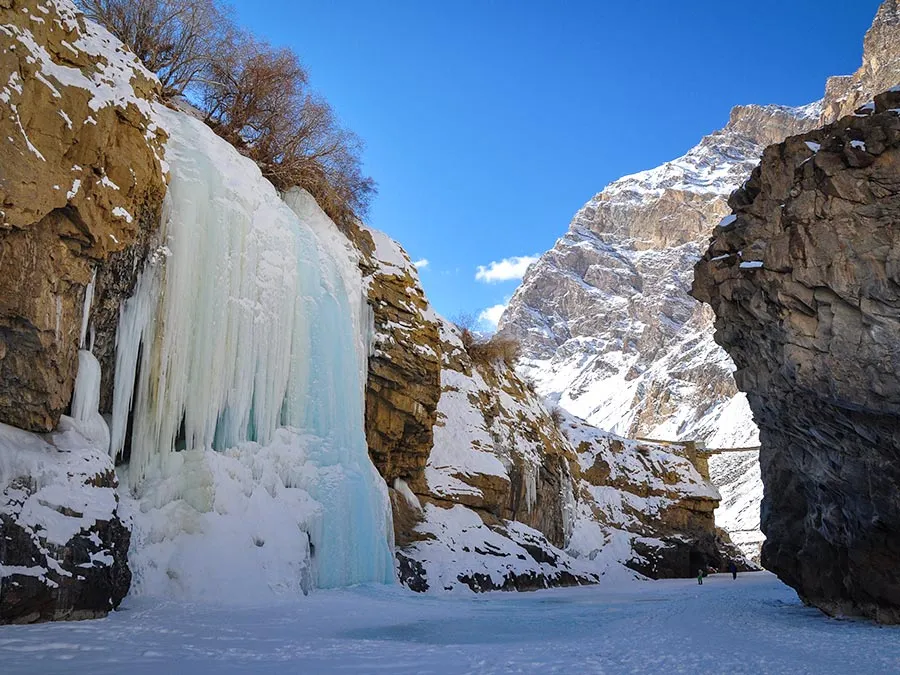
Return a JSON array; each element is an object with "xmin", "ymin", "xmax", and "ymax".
[{"xmin": 694, "ymin": 88, "xmax": 900, "ymax": 623}]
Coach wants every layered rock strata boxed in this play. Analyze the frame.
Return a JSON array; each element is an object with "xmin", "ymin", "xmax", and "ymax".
[{"xmin": 694, "ymin": 89, "xmax": 900, "ymax": 623}]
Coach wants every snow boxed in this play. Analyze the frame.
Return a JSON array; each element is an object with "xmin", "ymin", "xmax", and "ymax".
[
  {"xmin": 740, "ymin": 260, "xmax": 764, "ymax": 269},
  {"xmin": 110, "ymin": 206, "xmax": 132, "ymax": 223},
  {"xmin": 367, "ymin": 226, "xmax": 415, "ymax": 276},
  {"xmin": 427, "ymin": 365, "xmax": 511, "ymax": 499},
  {"xmin": 709, "ymin": 450, "xmax": 764, "ymax": 560},
  {"xmin": 0, "ymin": 419, "xmax": 118, "ymax": 551},
  {"xmin": 718, "ymin": 214, "xmax": 737, "ymax": 228},
  {"xmin": 1, "ymin": 573, "xmax": 896, "ymax": 674},
  {"xmin": 805, "ymin": 141, "xmax": 822, "ymax": 152},
  {"xmin": 597, "ymin": 102, "xmax": 820, "ymax": 203},
  {"xmin": 4, "ymin": 1, "xmax": 157, "ymax": 116},
  {"xmin": 122, "ymin": 432, "xmax": 323, "ymax": 601},
  {"xmin": 403, "ymin": 503, "xmax": 599, "ymax": 592}
]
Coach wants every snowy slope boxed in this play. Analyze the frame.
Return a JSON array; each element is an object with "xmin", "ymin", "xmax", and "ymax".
[{"xmin": 708, "ymin": 450, "xmax": 764, "ymax": 562}]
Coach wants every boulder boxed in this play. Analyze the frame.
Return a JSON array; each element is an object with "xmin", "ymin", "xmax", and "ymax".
[{"xmin": 0, "ymin": 420, "xmax": 130, "ymax": 624}]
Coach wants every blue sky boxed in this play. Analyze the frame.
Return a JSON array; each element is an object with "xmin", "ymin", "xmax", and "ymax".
[{"xmin": 229, "ymin": 0, "xmax": 882, "ymax": 326}]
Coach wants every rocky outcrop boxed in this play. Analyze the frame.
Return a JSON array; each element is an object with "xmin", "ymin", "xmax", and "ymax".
[
  {"xmin": 693, "ymin": 89, "xmax": 900, "ymax": 623},
  {"xmin": 821, "ymin": 1, "xmax": 900, "ymax": 124},
  {"xmin": 357, "ymin": 226, "xmax": 733, "ymax": 591},
  {"xmin": 357, "ymin": 229, "xmax": 442, "ymax": 487},
  {"xmin": 563, "ymin": 416, "xmax": 741, "ymax": 578},
  {"xmin": 0, "ymin": 0, "xmax": 166, "ymax": 433},
  {"xmin": 0, "ymin": 419, "xmax": 130, "ymax": 624}
]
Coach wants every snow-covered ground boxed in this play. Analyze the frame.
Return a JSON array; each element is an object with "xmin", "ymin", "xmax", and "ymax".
[{"xmin": 2, "ymin": 573, "xmax": 897, "ymax": 674}]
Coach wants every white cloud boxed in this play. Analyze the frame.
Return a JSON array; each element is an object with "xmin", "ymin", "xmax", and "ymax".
[
  {"xmin": 475, "ymin": 255, "xmax": 538, "ymax": 283},
  {"xmin": 478, "ymin": 303, "xmax": 507, "ymax": 329},
  {"xmin": 413, "ymin": 258, "xmax": 429, "ymax": 269}
]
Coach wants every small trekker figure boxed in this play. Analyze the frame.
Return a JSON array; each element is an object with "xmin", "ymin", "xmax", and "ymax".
[
  {"xmin": 697, "ymin": 569, "xmax": 704, "ymax": 585},
  {"xmin": 729, "ymin": 561, "xmax": 738, "ymax": 580}
]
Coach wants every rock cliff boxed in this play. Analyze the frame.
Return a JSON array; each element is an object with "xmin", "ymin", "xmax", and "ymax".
[
  {"xmin": 0, "ymin": 0, "xmax": 163, "ymax": 624},
  {"xmin": 0, "ymin": 420, "xmax": 130, "ymax": 623},
  {"xmin": 821, "ymin": 1, "xmax": 900, "ymax": 123},
  {"xmin": 499, "ymin": 1, "xmax": 900, "ymax": 557},
  {"xmin": 694, "ymin": 88, "xmax": 900, "ymax": 622},
  {"xmin": 498, "ymin": 102, "xmax": 818, "ymax": 447},
  {"xmin": 0, "ymin": 0, "xmax": 166, "ymax": 433}
]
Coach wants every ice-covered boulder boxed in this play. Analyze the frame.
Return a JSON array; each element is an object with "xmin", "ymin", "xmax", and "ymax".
[{"xmin": 0, "ymin": 420, "xmax": 130, "ymax": 623}]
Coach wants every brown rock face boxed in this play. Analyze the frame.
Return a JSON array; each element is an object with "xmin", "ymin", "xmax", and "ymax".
[
  {"xmin": 354, "ymin": 226, "xmax": 733, "ymax": 591},
  {"xmin": 693, "ymin": 90, "xmax": 900, "ymax": 623},
  {"xmin": 356, "ymin": 231, "xmax": 442, "ymax": 488},
  {"xmin": 0, "ymin": 0, "xmax": 166, "ymax": 432}
]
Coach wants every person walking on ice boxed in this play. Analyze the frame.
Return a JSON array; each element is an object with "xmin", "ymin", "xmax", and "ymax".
[
  {"xmin": 728, "ymin": 561, "xmax": 738, "ymax": 580},
  {"xmin": 697, "ymin": 569, "xmax": 704, "ymax": 585}
]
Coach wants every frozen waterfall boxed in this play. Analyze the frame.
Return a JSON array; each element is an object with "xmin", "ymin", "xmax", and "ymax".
[{"xmin": 108, "ymin": 106, "xmax": 394, "ymax": 596}]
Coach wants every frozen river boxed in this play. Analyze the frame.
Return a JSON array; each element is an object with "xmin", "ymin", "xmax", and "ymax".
[{"xmin": 1, "ymin": 572, "xmax": 897, "ymax": 674}]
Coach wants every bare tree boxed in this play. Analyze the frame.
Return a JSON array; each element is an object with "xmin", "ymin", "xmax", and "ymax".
[
  {"xmin": 78, "ymin": 0, "xmax": 231, "ymax": 96},
  {"xmin": 199, "ymin": 34, "xmax": 375, "ymax": 224},
  {"xmin": 81, "ymin": 0, "xmax": 376, "ymax": 225}
]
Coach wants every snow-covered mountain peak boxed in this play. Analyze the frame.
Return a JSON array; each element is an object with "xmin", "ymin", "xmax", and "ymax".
[{"xmin": 597, "ymin": 101, "xmax": 822, "ymax": 207}]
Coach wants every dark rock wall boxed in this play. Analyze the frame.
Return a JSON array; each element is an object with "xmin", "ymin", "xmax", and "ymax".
[{"xmin": 694, "ymin": 90, "xmax": 900, "ymax": 623}]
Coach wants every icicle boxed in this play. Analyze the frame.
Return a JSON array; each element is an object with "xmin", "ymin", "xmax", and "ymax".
[
  {"xmin": 71, "ymin": 267, "xmax": 108, "ymax": 452},
  {"xmin": 71, "ymin": 350, "xmax": 110, "ymax": 453},
  {"xmin": 524, "ymin": 461, "xmax": 538, "ymax": 512},
  {"xmin": 79, "ymin": 268, "xmax": 96, "ymax": 350}
]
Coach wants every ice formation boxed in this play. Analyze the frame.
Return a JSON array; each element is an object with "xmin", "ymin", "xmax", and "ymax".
[{"xmin": 108, "ymin": 106, "xmax": 394, "ymax": 596}]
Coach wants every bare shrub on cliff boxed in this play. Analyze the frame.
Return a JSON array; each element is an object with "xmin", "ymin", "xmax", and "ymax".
[
  {"xmin": 199, "ymin": 35, "xmax": 375, "ymax": 224},
  {"xmin": 78, "ymin": 0, "xmax": 231, "ymax": 96},
  {"xmin": 453, "ymin": 313, "xmax": 478, "ymax": 351},
  {"xmin": 549, "ymin": 406, "xmax": 563, "ymax": 427},
  {"xmin": 468, "ymin": 336, "xmax": 521, "ymax": 368},
  {"xmin": 522, "ymin": 374, "xmax": 537, "ymax": 394},
  {"xmin": 452, "ymin": 314, "xmax": 521, "ymax": 367}
]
